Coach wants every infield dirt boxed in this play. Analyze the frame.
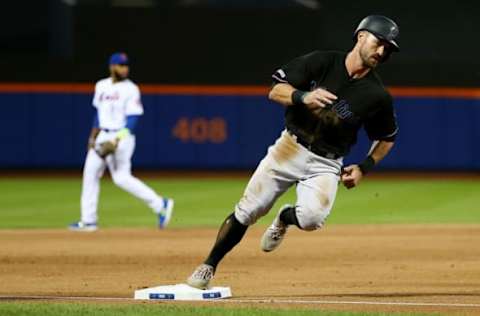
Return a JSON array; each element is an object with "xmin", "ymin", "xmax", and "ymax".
[{"xmin": 1, "ymin": 225, "xmax": 479, "ymax": 315}]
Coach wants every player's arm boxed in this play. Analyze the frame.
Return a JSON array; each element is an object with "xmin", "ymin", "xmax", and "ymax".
[
  {"xmin": 268, "ymin": 83, "xmax": 297, "ymax": 106},
  {"xmin": 341, "ymin": 140, "xmax": 394, "ymax": 189},
  {"xmin": 268, "ymin": 82, "xmax": 337, "ymax": 109},
  {"xmin": 113, "ymin": 86, "xmax": 144, "ymax": 144},
  {"xmin": 112, "ymin": 115, "xmax": 140, "ymax": 145},
  {"xmin": 342, "ymin": 93, "xmax": 398, "ymax": 189},
  {"xmin": 269, "ymin": 51, "xmax": 337, "ymax": 117},
  {"xmin": 87, "ymin": 109, "xmax": 100, "ymax": 150},
  {"xmin": 368, "ymin": 140, "xmax": 395, "ymax": 165},
  {"xmin": 269, "ymin": 83, "xmax": 337, "ymax": 117},
  {"xmin": 88, "ymin": 83, "xmax": 102, "ymax": 150}
]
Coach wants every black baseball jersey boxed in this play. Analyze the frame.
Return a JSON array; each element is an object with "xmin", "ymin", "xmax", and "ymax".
[{"xmin": 272, "ymin": 50, "xmax": 398, "ymax": 157}]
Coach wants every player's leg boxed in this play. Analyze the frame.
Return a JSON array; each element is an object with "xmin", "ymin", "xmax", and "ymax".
[
  {"xmin": 188, "ymin": 131, "xmax": 303, "ymax": 288},
  {"xmin": 261, "ymin": 151, "xmax": 342, "ymax": 251},
  {"xmin": 70, "ymin": 149, "xmax": 106, "ymax": 231},
  {"xmin": 108, "ymin": 136, "xmax": 173, "ymax": 227},
  {"xmin": 260, "ymin": 171, "xmax": 339, "ymax": 251},
  {"xmin": 188, "ymin": 155, "xmax": 294, "ymax": 289},
  {"xmin": 294, "ymin": 154, "xmax": 342, "ymax": 231},
  {"xmin": 294, "ymin": 172, "xmax": 339, "ymax": 230},
  {"xmin": 207, "ymin": 154, "xmax": 294, "ymax": 261}
]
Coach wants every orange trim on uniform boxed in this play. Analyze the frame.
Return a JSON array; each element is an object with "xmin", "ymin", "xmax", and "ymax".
[{"xmin": 0, "ymin": 83, "xmax": 479, "ymax": 98}]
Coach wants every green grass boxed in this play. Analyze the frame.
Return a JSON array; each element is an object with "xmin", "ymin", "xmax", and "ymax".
[
  {"xmin": 0, "ymin": 177, "xmax": 470, "ymax": 316},
  {"xmin": 0, "ymin": 302, "xmax": 442, "ymax": 316},
  {"xmin": 0, "ymin": 176, "xmax": 478, "ymax": 229}
]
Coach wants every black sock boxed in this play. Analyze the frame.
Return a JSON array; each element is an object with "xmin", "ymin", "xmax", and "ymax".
[
  {"xmin": 279, "ymin": 206, "xmax": 301, "ymax": 228},
  {"xmin": 204, "ymin": 213, "xmax": 248, "ymax": 271}
]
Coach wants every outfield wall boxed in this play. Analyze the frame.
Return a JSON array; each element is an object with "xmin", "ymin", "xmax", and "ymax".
[{"xmin": 1, "ymin": 84, "xmax": 479, "ymax": 170}]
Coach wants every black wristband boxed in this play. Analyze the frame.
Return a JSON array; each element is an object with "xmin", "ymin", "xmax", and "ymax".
[
  {"xmin": 291, "ymin": 90, "xmax": 307, "ymax": 106},
  {"xmin": 358, "ymin": 156, "xmax": 375, "ymax": 175}
]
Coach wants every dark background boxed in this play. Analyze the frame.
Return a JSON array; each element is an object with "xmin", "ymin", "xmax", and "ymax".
[
  {"xmin": 1, "ymin": 1, "xmax": 479, "ymax": 171},
  {"xmin": 2, "ymin": 0, "xmax": 479, "ymax": 86}
]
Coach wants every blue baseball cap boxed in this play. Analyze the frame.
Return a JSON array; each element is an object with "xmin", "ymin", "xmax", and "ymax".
[{"xmin": 109, "ymin": 52, "xmax": 129, "ymax": 65}]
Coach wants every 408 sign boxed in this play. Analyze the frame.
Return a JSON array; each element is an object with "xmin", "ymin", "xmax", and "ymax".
[{"xmin": 172, "ymin": 117, "xmax": 228, "ymax": 144}]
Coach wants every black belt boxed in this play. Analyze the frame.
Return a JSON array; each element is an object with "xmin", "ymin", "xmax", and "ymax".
[
  {"xmin": 101, "ymin": 128, "xmax": 120, "ymax": 133},
  {"xmin": 287, "ymin": 130, "xmax": 341, "ymax": 160}
]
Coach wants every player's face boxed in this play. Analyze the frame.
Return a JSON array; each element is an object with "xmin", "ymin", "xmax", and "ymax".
[
  {"xmin": 358, "ymin": 32, "xmax": 392, "ymax": 68},
  {"xmin": 110, "ymin": 64, "xmax": 129, "ymax": 81}
]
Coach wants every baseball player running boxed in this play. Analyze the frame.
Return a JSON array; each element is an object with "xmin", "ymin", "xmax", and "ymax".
[
  {"xmin": 69, "ymin": 52, "xmax": 174, "ymax": 232},
  {"xmin": 187, "ymin": 15, "xmax": 400, "ymax": 288}
]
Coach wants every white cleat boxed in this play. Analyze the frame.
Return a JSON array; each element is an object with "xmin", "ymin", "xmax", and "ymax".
[
  {"xmin": 260, "ymin": 204, "xmax": 292, "ymax": 252},
  {"xmin": 186, "ymin": 264, "xmax": 215, "ymax": 290}
]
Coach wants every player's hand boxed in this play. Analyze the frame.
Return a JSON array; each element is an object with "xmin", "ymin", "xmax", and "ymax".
[
  {"xmin": 303, "ymin": 88, "xmax": 337, "ymax": 117},
  {"xmin": 341, "ymin": 165, "xmax": 363, "ymax": 189}
]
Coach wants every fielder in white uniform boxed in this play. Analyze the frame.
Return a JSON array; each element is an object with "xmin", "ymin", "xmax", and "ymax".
[{"xmin": 69, "ymin": 52, "xmax": 174, "ymax": 232}]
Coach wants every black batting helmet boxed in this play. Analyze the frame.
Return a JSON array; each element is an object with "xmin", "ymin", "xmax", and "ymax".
[{"xmin": 354, "ymin": 15, "xmax": 400, "ymax": 51}]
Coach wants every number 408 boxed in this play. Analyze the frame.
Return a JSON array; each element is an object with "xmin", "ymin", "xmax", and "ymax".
[{"xmin": 172, "ymin": 117, "xmax": 227, "ymax": 144}]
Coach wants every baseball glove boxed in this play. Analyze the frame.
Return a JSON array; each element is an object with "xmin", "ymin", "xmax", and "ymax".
[{"xmin": 95, "ymin": 140, "xmax": 117, "ymax": 158}]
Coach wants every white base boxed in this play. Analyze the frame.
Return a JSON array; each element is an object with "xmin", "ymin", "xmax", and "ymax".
[{"xmin": 134, "ymin": 283, "xmax": 232, "ymax": 300}]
